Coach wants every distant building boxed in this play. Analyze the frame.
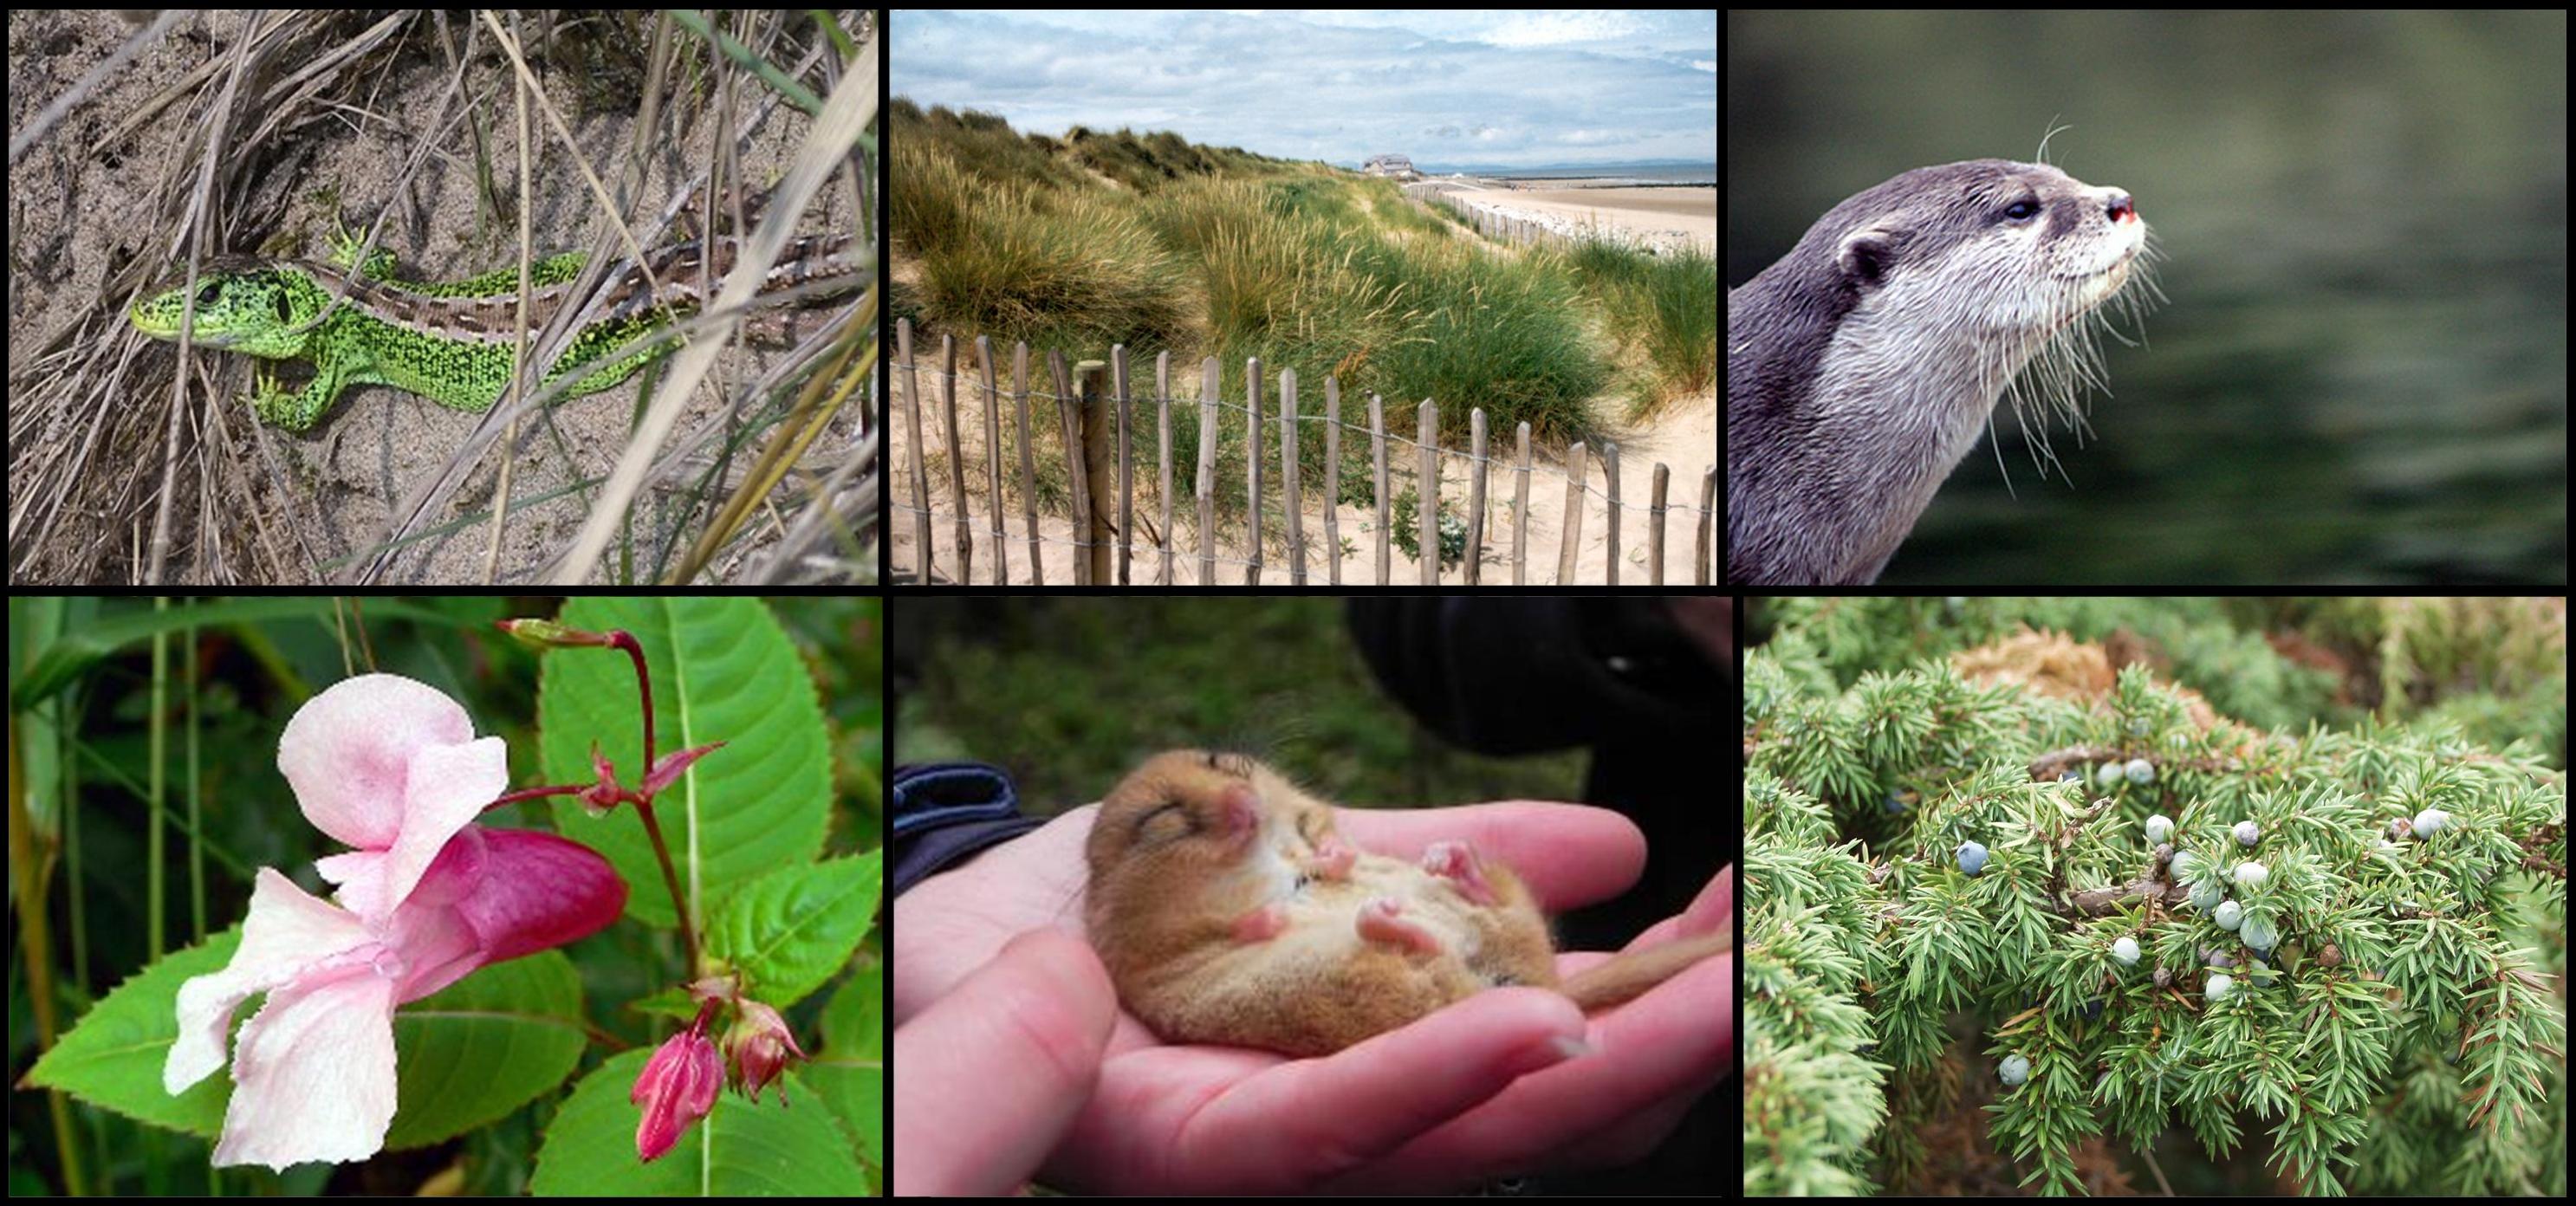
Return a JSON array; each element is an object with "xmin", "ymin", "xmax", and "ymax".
[{"xmin": 1361, "ymin": 154, "xmax": 1418, "ymax": 180}]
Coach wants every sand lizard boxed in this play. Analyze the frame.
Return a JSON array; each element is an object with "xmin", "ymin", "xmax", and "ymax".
[{"xmin": 129, "ymin": 231, "xmax": 860, "ymax": 432}]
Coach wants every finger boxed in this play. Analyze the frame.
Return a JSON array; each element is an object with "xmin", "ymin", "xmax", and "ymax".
[
  {"xmin": 1197, "ymin": 988, "xmax": 1587, "ymax": 1188},
  {"xmin": 892, "ymin": 929, "xmax": 1117, "ymax": 1196},
  {"xmin": 1334, "ymin": 801, "xmax": 1649, "ymax": 912}
]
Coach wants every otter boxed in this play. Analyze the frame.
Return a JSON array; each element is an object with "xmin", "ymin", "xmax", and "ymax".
[{"xmin": 1726, "ymin": 159, "xmax": 2157, "ymax": 585}]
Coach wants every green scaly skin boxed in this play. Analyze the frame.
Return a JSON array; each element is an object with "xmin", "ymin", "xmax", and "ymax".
[{"xmin": 129, "ymin": 236, "xmax": 682, "ymax": 433}]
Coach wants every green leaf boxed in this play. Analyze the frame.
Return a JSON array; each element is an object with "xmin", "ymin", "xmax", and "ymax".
[
  {"xmin": 383, "ymin": 949, "xmax": 589, "ymax": 1148},
  {"xmin": 24, "ymin": 929, "xmax": 242, "ymax": 1134},
  {"xmin": 538, "ymin": 598, "xmax": 833, "ymax": 932},
  {"xmin": 710, "ymin": 851, "xmax": 882, "ymax": 1008},
  {"xmin": 807, "ymin": 959, "xmax": 886, "ymax": 1183},
  {"xmin": 26, "ymin": 927, "xmax": 590, "ymax": 1153},
  {"xmin": 529, "ymin": 1047, "xmax": 870, "ymax": 1195},
  {"xmin": 10, "ymin": 598, "xmax": 457, "ymax": 709}
]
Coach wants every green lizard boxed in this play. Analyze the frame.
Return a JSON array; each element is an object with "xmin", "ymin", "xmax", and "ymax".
[{"xmin": 129, "ymin": 230, "xmax": 860, "ymax": 432}]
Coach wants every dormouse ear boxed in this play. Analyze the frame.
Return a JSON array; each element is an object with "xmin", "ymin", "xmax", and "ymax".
[{"xmin": 1204, "ymin": 749, "xmax": 1260, "ymax": 777}]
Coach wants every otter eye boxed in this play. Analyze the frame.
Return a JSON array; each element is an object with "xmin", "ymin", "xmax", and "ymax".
[{"xmin": 2002, "ymin": 198, "xmax": 2041, "ymax": 222}]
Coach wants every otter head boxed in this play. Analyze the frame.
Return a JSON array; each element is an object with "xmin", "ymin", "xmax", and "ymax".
[
  {"xmin": 1829, "ymin": 159, "xmax": 2147, "ymax": 349},
  {"xmin": 1727, "ymin": 159, "xmax": 2159, "ymax": 585}
]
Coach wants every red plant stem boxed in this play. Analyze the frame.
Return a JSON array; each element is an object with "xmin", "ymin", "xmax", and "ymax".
[
  {"xmin": 633, "ymin": 797, "xmax": 699, "ymax": 972},
  {"xmin": 607, "ymin": 629, "xmax": 699, "ymax": 972}
]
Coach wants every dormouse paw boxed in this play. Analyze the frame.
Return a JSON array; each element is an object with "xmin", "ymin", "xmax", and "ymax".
[
  {"xmin": 1232, "ymin": 901, "xmax": 1290, "ymax": 943},
  {"xmin": 1302, "ymin": 837, "xmax": 1357, "ymax": 881},
  {"xmin": 1356, "ymin": 896, "xmax": 1443, "ymax": 955},
  {"xmin": 1420, "ymin": 840, "xmax": 1500, "ymax": 905}
]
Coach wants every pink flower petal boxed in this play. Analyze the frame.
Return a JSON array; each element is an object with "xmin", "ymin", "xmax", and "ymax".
[
  {"xmin": 165, "ymin": 870, "xmax": 372, "ymax": 1095},
  {"xmin": 210, "ymin": 963, "xmax": 400, "ymax": 1170},
  {"xmin": 281, "ymin": 675, "xmax": 507, "ymax": 921},
  {"xmin": 457, "ymin": 828, "xmax": 629, "ymax": 963}
]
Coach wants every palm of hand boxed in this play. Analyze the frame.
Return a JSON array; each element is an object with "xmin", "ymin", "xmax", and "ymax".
[{"xmin": 893, "ymin": 798, "xmax": 1731, "ymax": 1194}]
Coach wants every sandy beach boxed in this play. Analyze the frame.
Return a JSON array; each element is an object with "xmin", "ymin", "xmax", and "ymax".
[{"xmin": 1437, "ymin": 185, "xmax": 1714, "ymax": 256}]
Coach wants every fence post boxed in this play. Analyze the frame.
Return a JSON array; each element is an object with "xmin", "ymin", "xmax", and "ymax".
[
  {"xmin": 1418, "ymin": 399, "xmax": 1438, "ymax": 586},
  {"xmin": 1074, "ymin": 359, "xmax": 1113, "ymax": 587},
  {"xmin": 1282, "ymin": 369, "xmax": 1304, "ymax": 584},
  {"xmin": 1463, "ymin": 408, "xmax": 1488, "ymax": 585},
  {"xmin": 899, "ymin": 319, "xmax": 929, "ymax": 582},
  {"xmin": 1111, "ymin": 347, "xmax": 1132, "ymax": 587},
  {"xmin": 1649, "ymin": 463, "xmax": 1670, "ymax": 586},
  {"xmin": 1156, "ymin": 352, "xmax": 1173, "ymax": 586},
  {"xmin": 1697, "ymin": 464, "xmax": 1716, "ymax": 585},
  {"xmin": 1323, "ymin": 377, "xmax": 1341, "ymax": 585},
  {"xmin": 1245, "ymin": 358, "xmax": 1264, "ymax": 586},
  {"xmin": 1513, "ymin": 422, "xmax": 1531, "ymax": 585},
  {"xmin": 941, "ymin": 335, "xmax": 972, "ymax": 584},
  {"xmin": 1557, "ymin": 441, "xmax": 1587, "ymax": 584},
  {"xmin": 1196, "ymin": 357, "xmax": 1219, "ymax": 585},
  {"xmin": 1046, "ymin": 351, "xmax": 1088, "ymax": 585},
  {"xmin": 976, "ymin": 336, "xmax": 1004, "ymax": 584},
  {"xmin": 1013, "ymin": 342, "xmax": 1040, "ymax": 585},
  {"xmin": 1603, "ymin": 440, "xmax": 1620, "ymax": 587},
  {"xmin": 1370, "ymin": 393, "xmax": 1389, "ymax": 585}
]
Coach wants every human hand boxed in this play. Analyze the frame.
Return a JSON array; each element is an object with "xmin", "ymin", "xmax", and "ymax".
[
  {"xmin": 890, "ymin": 929, "xmax": 1116, "ymax": 1196},
  {"xmin": 892, "ymin": 796, "xmax": 1729, "ymax": 1193}
]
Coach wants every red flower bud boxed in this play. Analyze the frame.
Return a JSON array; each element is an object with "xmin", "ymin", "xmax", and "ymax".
[
  {"xmin": 632, "ymin": 1027, "xmax": 723, "ymax": 1162},
  {"xmin": 728, "ymin": 999, "xmax": 808, "ymax": 1106}
]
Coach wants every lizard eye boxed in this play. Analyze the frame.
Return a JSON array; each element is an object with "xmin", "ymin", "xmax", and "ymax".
[
  {"xmin": 195, "ymin": 282, "xmax": 223, "ymax": 308},
  {"xmin": 271, "ymin": 289, "xmax": 293, "ymax": 324}
]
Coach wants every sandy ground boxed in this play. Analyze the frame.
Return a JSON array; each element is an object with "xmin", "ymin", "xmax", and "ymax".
[
  {"xmin": 1441, "ymin": 185, "xmax": 1715, "ymax": 255},
  {"xmin": 890, "ymin": 369, "xmax": 1715, "ymax": 587}
]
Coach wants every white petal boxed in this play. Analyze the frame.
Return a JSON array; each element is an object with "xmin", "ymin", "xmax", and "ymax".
[
  {"xmin": 210, "ymin": 964, "xmax": 400, "ymax": 1170},
  {"xmin": 279, "ymin": 675, "xmax": 496, "ymax": 861},
  {"xmin": 165, "ymin": 870, "xmax": 370, "ymax": 1095}
]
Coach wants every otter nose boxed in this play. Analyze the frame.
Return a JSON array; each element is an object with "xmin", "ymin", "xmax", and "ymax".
[{"xmin": 2105, "ymin": 190, "xmax": 2137, "ymax": 223}]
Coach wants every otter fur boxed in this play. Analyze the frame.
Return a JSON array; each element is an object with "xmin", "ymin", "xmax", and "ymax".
[{"xmin": 1726, "ymin": 159, "xmax": 2156, "ymax": 585}]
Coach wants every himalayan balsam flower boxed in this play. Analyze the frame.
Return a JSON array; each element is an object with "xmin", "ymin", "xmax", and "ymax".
[
  {"xmin": 728, "ymin": 999, "xmax": 808, "ymax": 1106},
  {"xmin": 633, "ymin": 1024, "xmax": 724, "ymax": 1162},
  {"xmin": 165, "ymin": 675, "xmax": 626, "ymax": 1170}
]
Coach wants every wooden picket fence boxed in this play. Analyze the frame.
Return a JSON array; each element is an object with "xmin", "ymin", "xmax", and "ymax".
[
  {"xmin": 892, "ymin": 319, "xmax": 1716, "ymax": 587},
  {"xmin": 1404, "ymin": 182, "xmax": 1576, "ymax": 250}
]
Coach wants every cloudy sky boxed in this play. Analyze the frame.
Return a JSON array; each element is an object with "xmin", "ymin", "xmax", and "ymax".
[{"xmin": 892, "ymin": 10, "xmax": 1716, "ymax": 172}]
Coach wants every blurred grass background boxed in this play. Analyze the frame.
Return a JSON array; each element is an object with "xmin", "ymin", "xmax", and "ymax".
[{"xmin": 892, "ymin": 598, "xmax": 1586, "ymax": 815}]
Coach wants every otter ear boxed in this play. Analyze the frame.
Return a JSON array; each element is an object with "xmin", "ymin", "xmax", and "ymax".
[{"xmin": 1836, "ymin": 224, "xmax": 1904, "ymax": 289}]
